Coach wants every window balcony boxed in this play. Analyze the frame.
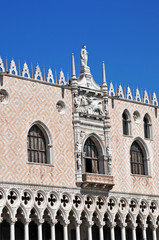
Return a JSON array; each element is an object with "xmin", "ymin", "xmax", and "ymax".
[{"xmin": 81, "ymin": 173, "xmax": 114, "ymax": 191}]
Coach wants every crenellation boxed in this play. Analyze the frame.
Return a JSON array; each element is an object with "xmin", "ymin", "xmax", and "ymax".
[{"xmin": 9, "ymin": 59, "xmax": 17, "ymax": 75}]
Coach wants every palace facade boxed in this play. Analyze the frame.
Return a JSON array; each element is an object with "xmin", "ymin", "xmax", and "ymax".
[{"xmin": 0, "ymin": 46, "xmax": 158, "ymax": 240}]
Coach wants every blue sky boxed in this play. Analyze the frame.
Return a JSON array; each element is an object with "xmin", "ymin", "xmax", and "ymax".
[{"xmin": 0, "ymin": 0, "xmax": 159, "ymax": 94}]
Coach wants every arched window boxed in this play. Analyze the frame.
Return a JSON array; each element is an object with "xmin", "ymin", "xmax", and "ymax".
[
  {"xmin": 130, "ymin": 141, "xmax": 148, "ymax": 175},
  {"xmin": 27, "ymin": 122, "xmax": 53, "ymax": 165},
  {"xmin": 28, "ymin": 125, "xmax": 47, "ymax": 164},
  {"xmin": 122, "ymin": 110, "xmax": 131, "ymax": 136},
  {"xmin": 143, "ymin": 114, "xmax": 152, "ymax": 139},
  {"xmin": 84, "ymin": 138, "xmax": 99, "ymax": 174}
]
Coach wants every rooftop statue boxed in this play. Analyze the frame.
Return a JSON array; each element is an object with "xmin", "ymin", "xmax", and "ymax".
[{"xmin": 80, "ymin": 45, "xmax": 88, "ymax": 67}]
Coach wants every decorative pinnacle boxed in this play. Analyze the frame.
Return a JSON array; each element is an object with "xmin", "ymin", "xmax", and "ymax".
[
  {"xmin": 72, "ymin": 53, "xmax": 76, "ymax": 78},
  {"xmin": 102, "ymin": 61, "xmax": 107, "ymax": 86}
]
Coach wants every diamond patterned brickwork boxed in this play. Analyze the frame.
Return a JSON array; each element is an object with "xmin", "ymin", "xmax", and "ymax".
[
  {"xmin": 0, "ymin": 76, "xmax": 76, "ymax": 187},
  {"xmin": 109, "ymin": 98, "xmax": 159, "ymax": 195}
]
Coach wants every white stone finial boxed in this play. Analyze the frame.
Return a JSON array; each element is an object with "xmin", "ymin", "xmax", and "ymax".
[
  {"xmin": 46, "ymin": 68, "xmax": 54, "ymax": 83},
  {"xmin": 135, "ymin": 88, "xmax": 141, "ymax": 102},
  {"xmin": 144, "ymin": 89, "xmax": 149, "ymax": 104},
  {"xmin": 72, "ymin": 53, "xmax": 76, "ymax": 78},
  {"xmin": 152, "ymin": 92, "xmax": 158, "ymax": 106},
  {"xmin": 0, "ymin": 57, "xmax": 5, "ymax": 72},
  {"xmin": 34, "ymin": 64, "xmax": 43, "ymax": 81},
  {"xmin": 102, "ymin": 61, "xmax": 107, "ymax": 85},
  {"xmin": 127, "ymin": 86, "xmax": 133, "ymax": 100},
  {"xmin": 109, "ymin": 82, "xmax": 115, "ymax": 96},
  {"xmin": 9, "ymin": 59, "xmax": 17, "ymax": 75},
  {"xmin": 22, "ymin": 62, "xmax": 30, "ymax": 78},
  {"xmin": 118, "ymin": 85, "xmax": 124, "ymax": 98},
  {"xmin": 59, "ymin": 70, "xmax": 66, "ymax": 85}
]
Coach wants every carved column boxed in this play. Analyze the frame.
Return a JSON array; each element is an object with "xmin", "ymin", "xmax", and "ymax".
[
  {"xmin": 141, "ymin": 224, "xmax": 147, "ymax": 240},
  {"xmin": 49, "ymin": 219, "xmax": 57, "ymax": 240},
  {"xmin": 87, "ymin": 221, "xmax": 93, "ymax": 240},
  {"xmin": 98, "ymin": 223, "xmax": 104, "ymax": 240},
  {"xmin": 152, "ymin": 226, "xmax": 157, "ymax": 240},
  {"xmin": 120, "ymin": 223, "xmax": 127, "ymax": 240},
  {"xmin": 131, "ymin": 224, "xmax": 137, "ymax": 240},
  {"xmin": 36, "ymin": 219, "xmax": 44, "ymax": 240},
  {"xmin": 8, "ymin": 218, "xmax": 16, "ymax": 240},
  {"xmin": 108, "ymin": 222, "xmax": 116, "ymax": 240},
  {"xmin": 75, "ymin": 220, "xmax": 81, "ymax": 240},
  {"xmin": 62, "ymin": 220, "xmax": 70, "ymax": 240},
  {"xmin": 22, "ymin": 218, "xmax": 31, "ymax": 240}
]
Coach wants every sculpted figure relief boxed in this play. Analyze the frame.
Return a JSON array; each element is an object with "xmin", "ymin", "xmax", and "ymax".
[
  {"xmin": 0, "ymin": 93, "xmax": 5, "ymax": 102},
  {"xmin": 80, "ymin": 45, "xmax": 88, "ymax": 67}
]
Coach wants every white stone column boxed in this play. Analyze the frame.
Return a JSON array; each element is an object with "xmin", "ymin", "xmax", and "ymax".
[
  {"xmin": 152, "ymin": 226, "xmax": 157, "ymax": 240},
  {"xmin": 75, "ymin": 220, "xmax": 81, "ymax": 240},
  {"xmin": 98, "ymin": 223, "xmax": 104, "ymax": 240},
  {"xmin": 36, "ymin": 219, "xmax": 44, "ymax": 240},
  {"xmin": 87, "ymin": 221, "xmax": 93, "ymax": 240},
  {"xmin": 120, "ymin": 223, "xmax": 127, "ymax": 240},
  {"xmin": 141, "ymin": 224, "xmax": 147, "ymax": 240},
  {"xmin": 22, "ymin": 218, "xmax": 31, "ymax": 240},
  {"xmin": 8, "ymin": 218, "xmax": 16, "ymax": 240},
  {"xmin": 131, "ymin": 225, "xmax": 137, "ymax": 240},
  {"xmin": 108, "ymin": 222, "xmax": 116, "ymax": 240},
  {"xmin": 62, "ymin": 220, "xmax": 70, "ymax": 240},
  {"xmin": 49, "ymin": 219, "xmax": 57, "ymax": 240}
]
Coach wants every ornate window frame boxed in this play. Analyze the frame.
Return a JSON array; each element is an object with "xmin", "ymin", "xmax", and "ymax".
[{"xmin": 82, "ymin": 133, "xmax": 106, "ymax": 175}]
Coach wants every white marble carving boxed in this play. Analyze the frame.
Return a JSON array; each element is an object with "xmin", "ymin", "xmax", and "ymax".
[
  {"xmin": 59, "ymin": 70, "xmax": 66, "ymax": 85},
  {"xmin": 22, "ymin": 62, "xmax": 30, "ymax": 78},
  {"xmin": 79, "ymin": 96, "xmax": 103, "ymax": 115},
  {"xmin": 80, "ymin": 45, "xmax": 88, "ymax": 67},
  {"xmin": 109, "ymin": 82, "xmax": 115, "ymax": 96},
  {"xmin": 127, "ymin": 86, "xmax": 133, "ymax": 100},
  {"xmin": 46, "ymin": 68, "xmax": 54, "ymax": 83},
  {"xmin": 9, "ymin": 59, "xmax": 17, "ymax": 75},
  {"xmin": 144, "ymin": 90, "xmax": 149, "ymax": 104},
  {"xmin": 118, "ymin": 85, "xmax": 124, "ymax": 98},
  {"xmin": 0, "ymin": 57, "xmax": 5, "ymax": 72},
  {"xmin": 152, "ymin": 92, "xmax": 158, "ymax": 106},
  {"xmin": 135, "ymin": 88, "xmax": 141, "ymax": 102},
  {"xmin": 34, "ymin": 64, "xmax": 43, "ymax": 81}
]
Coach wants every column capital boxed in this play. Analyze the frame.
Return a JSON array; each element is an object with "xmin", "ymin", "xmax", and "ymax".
[
  {"xmin": 21, "ymin": 218, "xmax": 31, "ymax": 225},
  {"xmin": 61, "ymin": 219, "xmax": 70, "ymax": 226},
  {"xmin": 87, "ymin": 221, "xmax": 94, "ymax": 227},
  {"xmin": 35, "ymin": 219, "xmax": 44, "ymax": 225},
  {"xmin": 140, "ymin": 223, "xmax": 148, "ymax": 231},
  {"xmin": 75, "ymin": 220, "xmax": 82, "ymax": 226},
  {"xmin": 107, "ymin": 222, "xmax": 116, "ymax": 229},
  {"xmin": 151, "ymin": 224, "xmax": 158, "ymax": 231},
  {"xmin": 119, "ymin": 222, "xmax": 127, "ymax": 228},
  {"xmin": 129, "ymin": 223, "xmax": 137, "ymax": 230},
  {"xmin": 97, "ymin": 222, "xmax": 105, "ymax": 228},
  {"xmin": 7, "ymin": 218, "xmax": 17, "ymax": 224},
  {"xmin": 49, "ymin": 219, "xmax": 57, "ymax": 226}
]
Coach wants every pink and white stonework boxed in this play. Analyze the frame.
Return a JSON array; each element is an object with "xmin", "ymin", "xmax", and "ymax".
[{"xmin": 0, "ymin": 47, "xmax": 158, "ymax": 240}]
